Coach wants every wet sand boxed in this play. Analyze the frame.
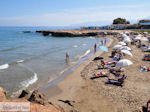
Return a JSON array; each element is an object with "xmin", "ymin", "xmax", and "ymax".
[{"xmin": 41, "ymin": 32, "xmax": 150, "ymax": 112}]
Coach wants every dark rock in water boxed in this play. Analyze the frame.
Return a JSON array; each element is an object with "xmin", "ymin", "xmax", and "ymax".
[
  {"xmin": 18, "ymin": 90, "xmax": 29, "ymax": 99},
  {"xmin": 21, "ymin": 31, "xmax": 31, "ymax": 33},
  {"xmin": 28, "ymin": 90, "xmax": 46, "ymax": 105}
]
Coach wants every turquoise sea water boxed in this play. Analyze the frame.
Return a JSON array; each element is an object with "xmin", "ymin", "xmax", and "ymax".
[{"xmin": 0, "ymin": 27, "xmax": 105, "ymax": 96}]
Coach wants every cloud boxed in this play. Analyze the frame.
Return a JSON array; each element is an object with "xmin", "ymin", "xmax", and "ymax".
[{"xmin": 0, "ymin": 4, "xmax": 150, "ymax": 26}]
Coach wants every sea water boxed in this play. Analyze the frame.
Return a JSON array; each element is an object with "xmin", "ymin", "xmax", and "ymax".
[{"xmin": 0, "ymin": 26, "xmax": 105, "ymax": 96}]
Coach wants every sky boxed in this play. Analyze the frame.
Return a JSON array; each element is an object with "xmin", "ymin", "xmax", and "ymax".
[{"xmin": 0, "ymin": 0, "xmax": 150, "ymax": 26}]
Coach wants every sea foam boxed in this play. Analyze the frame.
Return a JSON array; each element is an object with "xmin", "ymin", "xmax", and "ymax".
[
  {"xmin": 20, "ymin": 72, "xmax": 38, "ymax": 88},
  {"xmin": 73, "ymin": 45, "xmax": 78, "ymax": 48},
  {"xmin": 17, "ymin": 60, "xmax": 24, "ymax": 63},
  {"xmin": 81, "ymin": 49, "xmax": 90, "ymax": 57},
  {"xmin": 0, "ymin": 64, "xmax": 9, "ymax": 70}
]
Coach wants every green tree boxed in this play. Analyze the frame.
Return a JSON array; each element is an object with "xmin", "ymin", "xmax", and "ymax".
[
  {"xmin": 138, "ymin": 19, "xmax": 150, "ymax": 24},
  {"xmin": 113, "ymin": 18, "xmax": 130, "ymax": 24}
]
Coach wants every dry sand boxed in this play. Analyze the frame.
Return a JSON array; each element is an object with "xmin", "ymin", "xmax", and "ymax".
[{"xmin": 44, "ymin": 34, "xmax": 150, "ymax": 112}]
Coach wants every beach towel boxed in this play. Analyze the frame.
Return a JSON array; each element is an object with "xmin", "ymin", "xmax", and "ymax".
[
  {"xmin": 140, "ymin": 67, "xmax": 147, "ymax": 72},
  {"xmin": 106, "ymin": 76, "xmax": 127, "ymax": 85}
]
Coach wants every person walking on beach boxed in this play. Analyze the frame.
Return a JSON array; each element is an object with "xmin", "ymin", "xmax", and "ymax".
[
  {"xmin": 94, "ymin": 43, "xmax": 97, "ymax": 53},
  {"xmin": 104, "ymin": 38, "xmax": 107, "ymax": 46},
  {"xmin": 66, "ymin": 52, "xmax": 70, "ymax": 65}
]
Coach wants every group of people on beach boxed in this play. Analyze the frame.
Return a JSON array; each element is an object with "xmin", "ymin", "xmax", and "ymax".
[
  {"xmin": 92, "ymin": 31, "xmax": 150, "ymax": 87},
  {"xmin": 66, "ymin": 36, "xmax": 107, "ymax": 64}
]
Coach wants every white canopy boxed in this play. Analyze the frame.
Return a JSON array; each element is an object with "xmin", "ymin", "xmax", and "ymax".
[
  {"xmin": 123, "ymin": 38, "xmax": 131, "ymax": 43},
  {"xmin": 120, "ymin": 46, "xmax": 131, "ymax": 51},
  {"xmin": 116, "ymin": 59, "xmax": 133, "ymax": 67},
  {"xmin": 118, "ymin": 42, "xmax": 126, "ymax": 46},
  {"xmin": 114, "ymin": 45, "xmax": 122, "ymax": 49},
  {"xmin": 121, "ymin": 50, "xmax": 133, "ymax": 56}
]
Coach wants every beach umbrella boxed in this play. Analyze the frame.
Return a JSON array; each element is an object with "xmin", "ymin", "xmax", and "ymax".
[
  {"xmin": 135, "ymin": 36, "xmax": 148, "ymax": 41},
  {"xmin": 140, "ymin": 37, "xmax": 148, "ymax": 41},
  {"xmin": 122, "ymin": 34, "xmax": 129, "ymax": 39},
  {"xmin": 122, "ymin": 34, "xmax": 127, "ymax": 37},
  {"xmin": 134, "ymin": 35, "xmax": 142, "ymax": 40},
  {"xmin": 123, "ymin": 36, "xmax": 130, "ymax": 40},
  {"xmin": 125, "ymin": 32, "xmax": 129, "ymax": 34},
  {"xmin": 120, "ymin": 46, "xmax": 131, "ymax": 51},
  {"xmin": 121, "ymin": 50, "xmax": 133, "ymax": 56},
  {"xmin": 123, "ymin": 39, "xmax": 131, "ymax": 43},
  {"xmin": 118, "ymin": 42, "xmax": 126, "ymax": 46},
  {"xmin": 113, "ymin": 45, "xmax": 122, "ymax": 50},
  {"xmin": 99, "ymin": 46, "xmax": 108, "ymax": 52},
  {"xmin": 144, "ymin": 32, "xmax": 148, "ymax": 34},
  {"xmin": 116, "ymin": 59, "xmax": 133, "ymax": 67}
]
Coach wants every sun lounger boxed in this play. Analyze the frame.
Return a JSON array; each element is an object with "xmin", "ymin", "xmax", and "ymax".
[
  {"xmin": 90, "ymin": 72, "xmax": 110, "ymax": 80},
  {"xmin": 97, "ymin": 64, "xmax": 110, "ymax": 69},
  {"xmin": 106, "ymin": 75, "xmax": 127, "ymax": 86},
  {"xmin": 94, "ymin": 72, "xmax": 110, "ymax": 77}
]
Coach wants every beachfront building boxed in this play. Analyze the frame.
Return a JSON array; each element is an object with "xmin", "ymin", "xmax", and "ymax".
[
  {"xmin": 80, "ymin": 24, "xmax": 132, "ymax": 30},
  {"xmin": 140, "ymin": 22, "xmax": 150, "ymax": 29},
  {"xmin": 107, "ymin": 24, "xmax": 132, "ymax": 30},
  {"xmin": 80, "ymin": 26, "xmax": 100, "ymax": 30}
]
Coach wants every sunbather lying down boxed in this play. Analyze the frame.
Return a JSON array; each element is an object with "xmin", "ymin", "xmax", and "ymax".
[
  {"xmin": 109, "ymin": 67, "xmax": 125, "ymax": 73},
  {"xmin": 106, "ymin": 74, "xmax": 127, "ymax": 86},
  {"xmin": 93, "ymin": 71, "xmax": 110, "ymax": 77},
  {"xmin": 140, "ymin": 65, "xmax": 150, "ymax": 72},
  {"xmin": 98, "ymin": 60, "xmax": 117, "ymax": 69}
]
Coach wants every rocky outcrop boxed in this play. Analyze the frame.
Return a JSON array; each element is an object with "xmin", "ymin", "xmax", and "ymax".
[
  {"xmin": 18, "ymin": 90, "xmax": 29, "ymax": 99},
  {"xmin": 36, "ymin": 30, "xmax": 123, "ymax": 37},
  {"xmin": 0, "ymin": 87, "xmax": 6, "ymax": 101},
  {"xmin": 0, "ymin": 87, "xmax": 64, "ymax": 112},
  {"xmin": 28, "ymin": 90, "xmax": 47, "ymax": 105}
]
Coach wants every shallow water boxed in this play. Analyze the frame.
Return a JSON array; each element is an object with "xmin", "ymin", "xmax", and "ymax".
[{"xmin": 0, "ymin": 27, "xmax": 105, "ymax": 96}]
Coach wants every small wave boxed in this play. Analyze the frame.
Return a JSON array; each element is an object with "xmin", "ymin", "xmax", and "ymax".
[
  {"xmin": 0, "ymin": 64, "xmax": 9, "ymax": 70},
  {"xmin": 17, "ymin": 60, "xmax": 24, "ymax": 63},
  {"xmin": 81, "ymin": 49, "xmax": 91, "ymax": 57},
  {"xmin": 88, "ymin": 36, "xmax": 93, "ymax": 38},
  {"xmin": 82, "ymin": 44, "xmax": 87, "ymax": 46},
  {"xmin": 20, "ymin": 72, "xmax": 38, "ymax": 88},
  {"xmin": 0, "ymin": 46, "xmax": 24, "ymax": 52},
  {"xmin": 73, "ymin": 45, "xmax": 78, "ymax": 48},
  {"xmin": 9, "ymin": 60, "xmax": 25, "ymax": 65}
]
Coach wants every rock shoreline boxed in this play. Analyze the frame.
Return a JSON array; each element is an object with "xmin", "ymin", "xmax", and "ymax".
[
  {"xmin": 36, "ymin": 30, "xmax": 131, "ymax": 37},
  {"xmin": 0, "ymin": 87, "xmax": 64, "ymax": 112}
]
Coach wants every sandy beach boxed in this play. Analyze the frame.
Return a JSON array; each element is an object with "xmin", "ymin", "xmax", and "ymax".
[{"xmin": 40, "ymin": 31, "xmax": 150, "ymax": 112}]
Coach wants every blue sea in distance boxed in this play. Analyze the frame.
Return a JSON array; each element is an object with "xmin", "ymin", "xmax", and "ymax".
[{"xmin": 0, "ymin": 26, "xmax": 105, "ymax": 96}]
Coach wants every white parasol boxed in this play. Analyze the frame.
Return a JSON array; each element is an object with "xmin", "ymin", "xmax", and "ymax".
[
  {"xmin": 114, "ymin": 45, "xmax": 122, "ymax": 50},
  {"xmin": 120, "ymin": 46, "xmax": 131, "ymax": 51},
  {"xmin": 121, "ymin": 50, "xmax": 133, "ymax": 56},
  {"xmin": 116, "ymin": 59, "xmax": 133, "ymax": 67}
]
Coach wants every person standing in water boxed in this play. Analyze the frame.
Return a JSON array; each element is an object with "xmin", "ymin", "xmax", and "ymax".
[
  {"xmin": 94, "ymin": 43, "xmax": 97, "ymax": 53},
  {"xmin": 104, "ymin": 38, "xmax": 107, "ymax": 46},
  {"xmin": 66, "ymin": 52, "xmax": 70, "ymax": 65}
]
